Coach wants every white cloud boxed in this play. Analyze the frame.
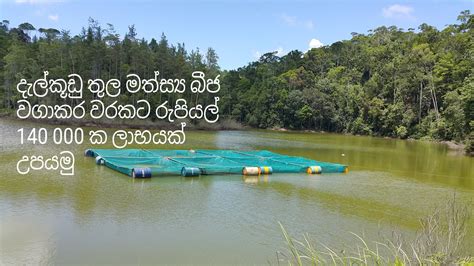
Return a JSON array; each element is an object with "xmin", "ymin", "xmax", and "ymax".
[
  {"xmin": 252, "ymin": 46, "xmax": 287, "ymax": 60},
  {"xmin": 48, "ymin": 14, "xmax": 58, "ymax": 21},
  {"xmin": 253, "ymin": 50, "xmax": 262, "ymax": 60},
  {"xmin": 281, "ymin": 14, "xmax": 297, "ymax": 26},
  {"xmin": 308, "ymin": 38, "xmax": 323, "ymax": 50},
  {"xmin": 34, "ymin": 9, "xmax": 43, "ymax": 15},
  {"xmin": 382, "ymin": 4, "xmax": 415, "ymax": 19},
  {"xmin": 15, "ymin": 0, "xmax": 63, "ymax": 4},
  {"xmin": 280, "ymin": 13, "xmax": 314, "ymax": 30},
  {"xmin": 275, "ymin": 46, "xmax": 285, "ymax": 56}
]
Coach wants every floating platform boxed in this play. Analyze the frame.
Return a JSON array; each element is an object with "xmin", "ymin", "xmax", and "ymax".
[{"xmin": 85, "ymin": 149, "xmax": 348, "ymax": 178}]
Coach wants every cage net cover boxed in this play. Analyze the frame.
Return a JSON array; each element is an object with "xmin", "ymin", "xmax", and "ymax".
[{"xmin": 86, "ymin": 149, "xmax": 348, "ymax": 177}]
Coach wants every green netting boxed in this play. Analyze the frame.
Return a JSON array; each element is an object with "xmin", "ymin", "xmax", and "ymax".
[{"xmin": 86, "ymin": 149, "xmax": 348, "ymax": 177}]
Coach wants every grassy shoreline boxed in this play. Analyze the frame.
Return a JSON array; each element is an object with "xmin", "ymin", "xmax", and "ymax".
[{"xmin": 277, "ymin": 196, "xmax": 473, "ymax": 265}]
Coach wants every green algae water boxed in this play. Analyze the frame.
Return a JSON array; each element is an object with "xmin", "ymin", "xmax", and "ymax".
[{"xmin": 0, "ymin": 118, "xmax": 473, "ymax": 264}]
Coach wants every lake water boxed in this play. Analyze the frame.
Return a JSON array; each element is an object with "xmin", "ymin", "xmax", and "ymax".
[{"xmin": 0, "ymin": 118, "xmax": 473, "ymax": 264}]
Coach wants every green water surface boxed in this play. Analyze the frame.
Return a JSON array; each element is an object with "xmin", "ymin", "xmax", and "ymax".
[{"xmin": 0, "ymin": 118, "xmax": 473, "ymax": 264}]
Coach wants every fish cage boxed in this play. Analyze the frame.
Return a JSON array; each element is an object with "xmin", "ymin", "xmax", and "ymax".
[{"xmin": 85, "ymin": 149, "xmax": 348, "ymax": 178}]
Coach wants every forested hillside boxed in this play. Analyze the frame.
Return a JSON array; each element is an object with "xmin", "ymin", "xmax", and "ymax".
[
  {"xmin": 220, "ymin": 10, "xmax": 473, "ymax": 146},
  {"xmin": 0, "ymin": 11, "xmax": 472, "ymax": 150},
  {"xmin": 0, "ymin": 18, "xmax": 221, "ymax": 121}
]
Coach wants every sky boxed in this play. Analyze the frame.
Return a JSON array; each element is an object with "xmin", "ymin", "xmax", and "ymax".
[{"xmin": 1, "ymin": 0, "xmax": 472, "ymax": 70}]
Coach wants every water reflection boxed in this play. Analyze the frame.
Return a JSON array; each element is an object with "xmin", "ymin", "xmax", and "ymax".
[
  {"xmin": 0, "ymin": 215, "xmax": 56, "ymax": 265},
  {"xmin": 242, "ymin": 175, "xmax": 270, "ymax": 184},
  {"xmin": 0, "ymin": 119, "xmax": 473, "ymax": 264}
]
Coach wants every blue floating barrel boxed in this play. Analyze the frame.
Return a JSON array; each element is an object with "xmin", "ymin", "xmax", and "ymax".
[
  {"xmin": 181, "ymin": 167, "xmax": 201, "ymax": 177},
  {"xmin": 306, "ymin": 166, "xmax": 322, "ymax": 174},
  {"xmin": 132, "ymin": 168, "xmax": 152, "ymax": 178},
  {"xmin": 259, "ymin": 166, "xmax": 273, "ymax": 175},
  {"xmin": 84, "ymin": 149, "xmax": 94, "ymax": 157},
  {"xmin": 95, "ymin": 156, "xmax": 105, "ymax": 165}
]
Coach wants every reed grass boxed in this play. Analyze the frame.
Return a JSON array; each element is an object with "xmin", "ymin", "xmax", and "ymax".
[{"xmin": 277, "ymin": 195, "xmax": 473, "ymax": 265}]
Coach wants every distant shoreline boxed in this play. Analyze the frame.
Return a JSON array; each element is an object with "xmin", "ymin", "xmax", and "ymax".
[
  {"xmin": 1, "ymin": 114, "xmax": 468, "ymax": 156},
  {"xmin": 0, "ymin": 113, "xmax": 245, "ymax": 131}
]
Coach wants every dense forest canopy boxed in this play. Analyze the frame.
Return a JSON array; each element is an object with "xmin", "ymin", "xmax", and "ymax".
[
  {"xmin": 0, "ymin": 18, "xmax": 221, "ymax": 119},
  {"xmin": 0, "ymin": 12, "xmax": 472, "ymax": 149},
  {"xmin": 220, "ymin": 10, "xmax": 473, "ymax": 143}
]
